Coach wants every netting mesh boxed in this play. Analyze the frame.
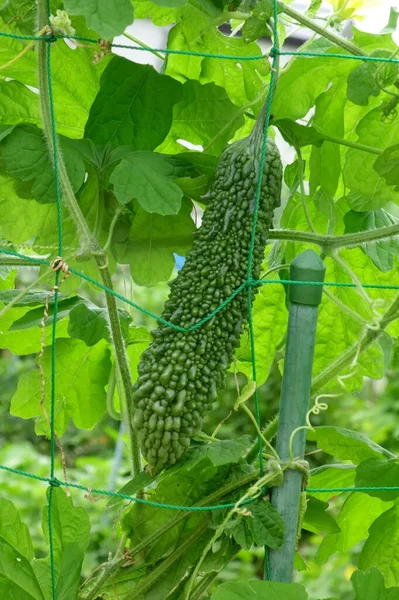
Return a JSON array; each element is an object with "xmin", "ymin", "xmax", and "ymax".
[{"xmin": 1, "ymin": 0, "xmax": 399, "ymax": 596}]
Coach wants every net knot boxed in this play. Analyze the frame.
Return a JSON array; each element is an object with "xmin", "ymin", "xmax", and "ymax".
[
  {"xmin": 246, "ymin": 277, "xmax": 257, "ymax": 288},
  {"xmin": 50, "ymin": 256, "xmax": 69, "ymax": 276},
  {"xmin": 269, "ymin": 47, "xmax": 279, "ymax": 59},
  {"xmin": 49, "ymin": 477, "xmax": 61, "ymax": 488},
  {"xmin": 43, "ymin": 26, "xmax": 57, "ymax": 44}
]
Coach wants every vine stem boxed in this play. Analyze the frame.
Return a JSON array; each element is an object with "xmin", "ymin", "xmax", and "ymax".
[
  {"xmin": 123, "ymin": 30, "xmax": 165, "ymax": 60},
  {"xmin": 278, "ymin": 2, "xmax": 366, "ymax": 57},
  {"xmin": 81, "ymin": 534, "xmax": 128, "ymax": 600},
  {"xmin": 312, "ymin": 292, "xmax": 399, "ymax": 393},
  {"xmin": 269, "ymin": 223, "xmax": 399, "ymax": 249},
  {"xmin": 80, "ymin": 468, "xmax": 261, "ymax": 598},
  {"xmin": 183, "ymin": 469, "xmax": 282, "ymax": 600},
  {"xmin": 36, "ymin": 0, "xmax": 141, "ymax": 478}
]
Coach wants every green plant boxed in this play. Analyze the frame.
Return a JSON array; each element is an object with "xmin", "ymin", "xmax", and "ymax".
[{"xmin": 2, "ymin": 0, "xmax": 399, "ymax": 599}]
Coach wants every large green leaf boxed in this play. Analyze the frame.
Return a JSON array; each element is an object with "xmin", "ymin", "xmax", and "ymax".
[
  {"xmin": 352, "ymin": 568, "xmax": 399, "ymax": 600},
  {"xmin": 85, "ymin": 57, "xmax": 182, "ymax": 149},
  {"xmin": 302, "ymin": 497, "xmax": 340, "ymax": 534},
  {"xmin": 1, "ymin": 125, "xmax": 85, "ymax": 203},
  {"xmin": 0, "ymin": 497, "xmax": 34, "ymax": 561},
  {"xmin": 206, "ymin": 436, "xmax": 252, "ymax": 467},
  {"xmin": 10, "ymin": 338, "xmax": 111, "ymax": 436},
  {"xmin": 36, "ymin": 488, "xmax": 91, "ymax": 600},
  {"xmin": 112, "ymin": 200, "xmax": 195, "ymax": 286},
  {"xmin": 211, "ymin": 580, "xmax": 308, "ymax": 600},
  {"xmin": 0, "ymin": 542, "xmax": 45, "ymax": 600},
  {"xmin": 308, "ymin": 426, "xmax": 391, "ymax": 464},
  {"xmin": 359, "ymin": 504, "xmax": 399, "ymax": 587},
  {"xmin": 158, "ymin": 80, "xmax": 245, "ymax": 156},
  {"xmin": 234, "ymin": 281, "xmax": 288, "ymax": 385},
  {"xmin": 68, "ymin": 302, "xmax": 131, "ymax": 346},
  {"xmin": 165, "ymin": 6, "xmax": 268, "ymax": 110},
  {"xmin": 110, "ymin": 152, "xmax": 184, "ymax": 215},
  {"xmin": 0, "ymin": 81, "xmax": 40, "ymax": 128},
  {"xmin": 356, "ymin": 458, "xmax": 399, "ymax": 501},
  {"xmin": 308, "ymin": 464, "xmax": 356, "ymax": 500},
  {"xmin": 0, "ymin": 17, "xmax": 109, "ymax": 137},
  {"xmin": 64, "ymin": 0, "xmax": 133, "ymax": 39},
  {"xmin": 316, "ymin": 492, "xmax": 392, "ymax": 565},
  {"xmin": 272, "ymin": 41, "xmax": 352, "ymax": 121},
  {"xmin": 344, "ymin": 107, "xmax": 399, "ymax": 210},
  {"xmin": 310, "ymin": 79, "xmax": 346, "ymax": 198}
]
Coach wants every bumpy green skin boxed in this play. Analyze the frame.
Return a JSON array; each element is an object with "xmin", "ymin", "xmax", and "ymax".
[{"xmin": 132, "ymin": 136, "xmax": 282, "ymax": 472}]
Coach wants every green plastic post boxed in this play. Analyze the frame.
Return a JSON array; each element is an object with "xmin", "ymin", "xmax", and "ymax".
[{"xmin": 268, "ymin": 250, "xmax": 325, "ymax": 583}]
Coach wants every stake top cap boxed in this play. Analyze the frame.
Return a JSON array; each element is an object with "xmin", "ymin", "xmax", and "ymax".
[{"xmin": 289, "ymin": 249, "xmax": 326, "ymax": 306}]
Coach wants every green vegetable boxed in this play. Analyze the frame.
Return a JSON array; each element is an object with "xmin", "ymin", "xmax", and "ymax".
[{"xmin": 132, "ymin": 125, "xmax": 282, "ymax": 472}]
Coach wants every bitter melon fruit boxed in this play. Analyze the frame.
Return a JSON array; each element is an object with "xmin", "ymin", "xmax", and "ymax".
[{"xmin": 132, "ymin": 127, "xmax": 282, "ymax": 473}]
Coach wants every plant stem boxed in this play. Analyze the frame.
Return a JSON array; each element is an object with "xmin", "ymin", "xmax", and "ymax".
[
  {"xmin": 123, "ymin": 30, "xmax": 165, "ymax": 60},
  {"xmin": 0, "ymin": 256, "xmax": 44, "ymax": 267},
  {"xmin": 37, "ymin": 3, "xmax": 97, "ymax": 256},
  {"xmin": 269, "ymin": 223, "xmax": 399, "ymax": 249},
  {"xmin": 0, "ymin": 268, "xmax": 56, "ymax": 319},
  {"xmin": 246, "ymin": 414, "xmax": 279, "ymax": 464},
  {"xmin": 80, "ymin": 469, "xmax": 261, "ymax": 597},
  {"xmin": 96, "ymin": 255, "xmax": 141, "ymax": 476},
  {"xmin": 297, "ymin": 148, "xmax": 316, "ymax": 232},
  {"xmin": 241, "ymin": 404, "xmax": 280, "ymax": 460},
  {"xmin": 279, "ymin": 2, "xmax": 366, "ymax": 57},
  {"xmin": 127, "ymin": 520, "xmax": 210, "ymax": 599},
  {"xmin": 106, "ymin": 363, "xmax": 120, "ymax": 421},
  {"xmin": 81, "ymin": 534, "xmax": 128, "ymax": 600},
  {"xmin": 37, "ymin": 0, "xmax": 141, "ymax": 478},
  {"xmin": 312, "ymin": 293, "xmax": 399, "ymax": 393},
  {"xmin": 322, "ymin": 132, "xmax": 382, "ymax": 155}
]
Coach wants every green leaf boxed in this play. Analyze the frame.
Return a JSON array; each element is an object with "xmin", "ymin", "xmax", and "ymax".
[
  {"xmin": 0, "ymin": 290, "xmax": 58, "ymax": 307},
  {"xmin": 355, "ymin": 458, "xmax": 399, "ymax": 501},
  {"xmin": 316, "ymin": 492, "xmax": 392, "ymax": 566},
  {"xmin": 110, "ymin": 152, "xmax": 183, "ymax": 215},
  {"xmin": 374, "ymin": 144, "xmax": 399, "ymax": 191},
  {"xmin": 352, "ymin": 568, "xmax": 399, "ymax": 600},
  {"xmin": 310, "ymin": 79, "xmax": 346, "ymax": 198},
  {"xmin": 1, "ymin": 125, "xmax": 85, "ymax": 203},
  {"xmin": 347, "ymin": 63, "xmax": 380, "ymax": 106},
  {"xmin": 230, "ymin": 517, "xmax": 253, "ymax": 550},
  {"xmin": 359, "ymin": 504, "xmax": 399, "ymax": 587},
  {"xmin": 0, "ymin": 542, "xmax": 45, "ymax": 600},
  {"xmin": 106, "ymin": 471, "xmax": 156, "ymax": 508},
  {"xmin": 234, "ymin": 382, "xmax": 257, "ymax": 410},
  {"xmin": 40, "ymin": 487, "xmax": 90, "ymax": 600},
  {"xmin": 344, "ymin": 209, "xmax": 399, "ymax": 272},
  {"xmin": 9, "ymin": 297, "xmax": 82, "ymax": 330},
  {"xmin": 302, "ymin": 497, "xmax": 340, "ymax": 534},
  {"xmin": 112, "ymin": 200, "xmax": 195, "ymax": 286},
  {"xmin": 344, "ymin": 107, "xmax": 399, "ymax": 210},
  {"xmin": 308, "ymin": 464, "xmax": 356, "ymax": 500},
  {"xmin": 0, "ymin": 497, "xmax": 34, "ymax": 561},
  {"xmin": 248, "ymin": 500, "xmax": 284, "ymax": 549},
  {"xmin": 0, "ymin": 81, "xmax": 41, "ymax": 128},
  {"xmin": 166, "ymin": 10, "xmax": 268, "ymax": 110},
  {"xmin": 10, "ymin": 338, "xmax": 111, "ymax": 436},
  {"xmin": 211, "ymin": 579, "xmax": 308, "ymax": 600},
  {"xmin": 158, "ymin": 80, "xmax": 244, "ymax": 156},
  {"xmin": 126, "ymin": 326, "xmax": 153, "ymax": 383},
  {"xmin": 308, "ymin": 426, "xmax": 391, "ymax": 464},
  {"xmin": 0, "ymin": 16, "xmax": 109, "ymax": 137},
  {"xmin": 272, "ymin": 41, "xmax": 352, "ymax": 121},
  {"xmin": 275, "ymin": 119, "xmax": 324, "ymax": 148},
  {"xmin": 242, "ymin": 16, "xmax": 269, "ymax": 45},
  {"xmin": 64, "ymin": 0, "xmax": 134, "ymax": 39},
  {"xmin": 68, "ymin": 302, "xmax": 131, "ymax": 346},
  {"xmin": 85, "ymin": 57, "xmax": 182, "ymax": 149},
  {"xmin": 206, "ymin": 436, "xmax": 252, "ymax": 466},
  {"xmin": 234, "ymin": 281, "xmax": 288, "ymax": 385}
]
